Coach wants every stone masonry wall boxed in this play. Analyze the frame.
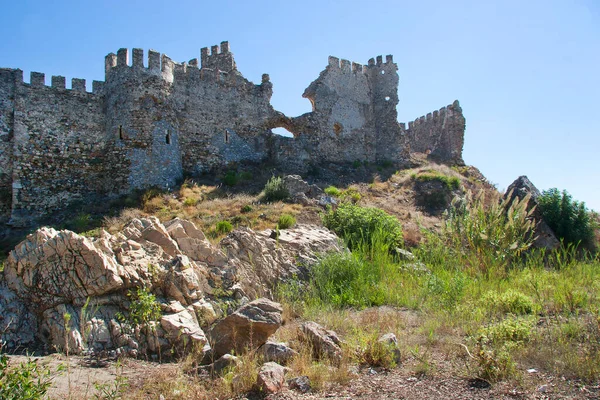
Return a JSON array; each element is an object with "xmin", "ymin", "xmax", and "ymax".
[
  {"xmin": 8, "ymin": 71, "xmax": 127, "ymax": 223},
  {"xmin": 0, "ymin": 69, "xmax": 16, "ymax": 222},
  {"xmin": 0, "ymin": 41, "xmax": 466, "ymax": 225},
  {"xmin": 405, "ymin": 100, "xmax": 465, "ymax": 165}
]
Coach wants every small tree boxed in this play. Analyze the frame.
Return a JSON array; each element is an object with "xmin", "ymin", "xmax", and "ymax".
[{"xmin": 538, "ymin": 188, "xmax": 596, "ymax": 249}]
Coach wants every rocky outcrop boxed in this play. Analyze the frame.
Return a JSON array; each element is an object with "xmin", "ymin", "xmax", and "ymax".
[
  {"xmin": 505, "ymin": 176, "xmax": 560, "ymax": 250},
  {"xmin": 220, "ymin": 224, "xmax": 342, "ymax": 297},
  {"xmin": 0, "ymin": 217, "xmax": 342, "ymax": 358},
  {"xmin": 209, "ymin": 298, "xmax": 283, "ymax": 359}
]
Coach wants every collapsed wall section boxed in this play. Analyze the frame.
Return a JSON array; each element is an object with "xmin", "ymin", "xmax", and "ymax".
[{"xmin": 405, "ymin": 100, "xmax": 465, "ymax": 165}]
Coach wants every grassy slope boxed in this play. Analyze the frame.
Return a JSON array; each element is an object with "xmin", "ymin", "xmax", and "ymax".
[{"xmin": 2, "ymin": 163, "xmax": 599, "ymax": 399}]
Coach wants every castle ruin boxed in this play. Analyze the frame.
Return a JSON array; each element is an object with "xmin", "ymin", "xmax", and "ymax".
[{"xmin": 0, "ymin": 41, "xmax": 465, "ymax": 226}]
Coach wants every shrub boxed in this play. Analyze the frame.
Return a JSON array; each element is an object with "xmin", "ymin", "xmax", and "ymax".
[
  {"xmin": 124, "ymin": 287, "xmax": 162, "ymax": 328},
  {"xmin": 478, "ymin": 316, "xmax": 534, "ymax": 346},
  {"xmin": 482, "ymin": 289, "xmax": 535, "ymax": 315},
  {"xmin": 263, "ymin": 176, "xmax": 289, "ymax": 202},
  {"xmin": 340, "ymin": 188, "xmax": 362, "ymax": 204},
  {"xmin": 442, "ymin": 190, "xmax": 536, "ymax": 273},
  {"xmin": 222, "ymin": 170, "xmax": 239, "ymax": 186},
  {"xmin": 324, "ymin": 186, "xmax": 342, "ymax": 197},
  {"xmin": 322, "ymin": 203, "xmax": 403, "ymax": 251},
  {"xmin": 215, "ymin": 220, "xmax": 233, "ymax": 235},
  {"xmin": 240, "ymin": 204, "xmax": 253, "ymax": 213},
  {"xmin": 278, "ymin": 214, "xmax": 296, "ymax": 229},
  {"xmin": 183, "ymin": 197, "xmax": 198, "ymax": 207},
  {"xmin": 538, "ymin": 188, "xmax": 596, "ymax": 249},
  {"xmin": 0, "ymin": 353, "xmax": 53, "ymax": 399},
  {"xmin": 412, "ymin": 172, "xmax": 460, "ymax": 190},
  {"xmin": 310, "ymin": 252, "xmax": 387, "ymax": 307}
]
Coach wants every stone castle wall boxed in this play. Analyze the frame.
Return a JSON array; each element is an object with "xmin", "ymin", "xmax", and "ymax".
[{"xmin": 0, "ymin": 41, "xmax": 465, "ymax": 226}]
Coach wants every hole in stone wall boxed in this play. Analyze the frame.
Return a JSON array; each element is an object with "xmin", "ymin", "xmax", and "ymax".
[
  {"xmin": 381, "ymin": 70, "xmax": 385, "ymax": 75},
  {"xmin": 385, "ymin": 96, "xmax": 390, "ymax": 101},
  {"xmin": 225, "ymin": 130, "xmax": 229, "ymax": 143},
  {"xmin": 333, "ymin": 122, "xmax": 343, "ymax": 136},
  {"xmin": 118, "ymin": 125, "xmax": 124, "ymax": 140},
  {"xmin": 271, "ymin": 127, "xmax": 294, "ymax": 138},
  {"xmin": 166, "ymin": 130, "xmax": 171, "ymax": 144}
]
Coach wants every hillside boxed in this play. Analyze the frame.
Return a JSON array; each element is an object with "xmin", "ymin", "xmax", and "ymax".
[{"xmin": 1, "ymin": 161, "xmax": 599, "ymax": 400}]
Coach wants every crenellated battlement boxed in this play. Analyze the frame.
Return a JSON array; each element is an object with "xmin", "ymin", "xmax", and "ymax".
[
  {"xmin": 406, "ymin": 100, "xmax": 461, "ymax": 130},
  {"xmin": 327, "ymin": 56, "xmax": 367, "ymax": 74},
  {"xmin": 0, "ymin": 41, "xmax": 465, "ymax": 226},
  {"xmin": 102, "ymin": 46, "xmax": 268, "ymax": 95},
  {"xmin": 19, "ymin": 70, "xmax": 101, "ymax": 94},
  {"xmin": 200, "ymin": 41, "xmax": 236, "ymax": 72}
]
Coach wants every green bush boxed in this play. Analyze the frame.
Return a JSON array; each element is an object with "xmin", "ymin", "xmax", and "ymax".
[
  {"xmin": 322, "ymin": 203, "xmax": 403, "ymax": 251},
  {"xmin": 0, "ymin": 353, "xmax": 53, "ymax": 399},
  {"xmin": 324, "ymin": 186, "xmax": 342, "ymax": 197},
  {"xmin": 277, "ymin": 214, "xmax": 296, "ymax": 229},
  {"xmin": 310, "ymin": 252, "xmax": 386, "ymax": 308},
  {"xmin": 340, "ymin": 188, "xmax": 362, "ymax": 203},
  {"xmin": 124, "ymin": 287, "xmax": 162, "ymax": 328},
  {"xmin": 263, "ymin": 176, "xmax": 289, "ymax": 202},
  {"xmin": 478, "ymin": 316, "xmax": 534, "ymax": 346},
  {"xmin": 222, "ymin": 170, "xmax": 239, "ymax": 186},
  {"xmin": 412, "ymin": 172, "xmax": 460, "ymax": 190},
  {"xmin": 538, "ymin": 188, "xmax": 596, "ymax": 249},
  {"xmin": 442, "ymin": 191, "xmax": 536, "ymax": 273},
  {"xmin": 482, "ymin": 289, "xmax": 535, "ymax": 315},
  {"xmin": 240, "ymin": 204, "xmax": 253, "ymax": 213},
  {"xmin": 215, "ymin": 220, "xmax": 233, "ymax": 235}
]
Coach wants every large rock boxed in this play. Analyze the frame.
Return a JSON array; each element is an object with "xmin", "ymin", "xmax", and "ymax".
[
  {"xmin": 221, "ymin": 224, "xmax": 342, "ymax": 297},
  {"xmin": 299, "ymin": 321, "xmax": 342, "ymax": 363},
  {"xmin": 261, "ymin": 341, "xmax": 298, "ymax": 365},
  {"xmin": 505, "ymin": 176, "xmax": 560, "ymax": 250},
  {"xmin": 283, "ymin": 175, "xmax": 323, "ymax": 200},
  {"xmin": 256, "ymin": 362, "xmax": 286, "ymax": 394},
  {"xmin": 209, "ymin": 298, "xmax": 283, "ymax": 358},
  {"xmin": 160, "ymin": 308, "xmax": 207, "ymax": 349}
]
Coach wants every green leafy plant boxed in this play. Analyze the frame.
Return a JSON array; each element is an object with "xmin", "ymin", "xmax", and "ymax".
[
  {"xmin": 442, "ymin": 190, "xmax": 536, "ymax": 273},
  {"xmin": 322, "ymin": 203, "xmax": 403, "ymax": 251},
  {"xmin": 538, "ymin": 188, "xmax": 596, "ymax": 249},
  {"xmin": 240, "ymin": 204, "xmax": 253, "ymax": 213},
  {"xmin": 215, "ymin": 220, "xmax": 233, "ymax": 235},
  {"xmin": 340, "ymin": 188, "xmax": 361, "ymax": 203},
  {"xmin": 277, "ymin": 214, "xmax": 296, "ymax": 229},
  {"xmin": 324, "ymin": 186, "xmax": 342, "ymax": 197},
  {"xmin": 121, "ymin": 287, "xmax": 162, "ymax": 328},
  {"xmin": 411, "ymin": 172, "xmax": 460, "ymax": 190},
  {"xmin": 0, "ymin": 353, "xmax": 53, "ymax": 399},
  {"xmin": 222, "ymin": 170, "xmax": 239, "ymax": 186},
  {"xmin": 263, "ymin": 176, "xmax": 289, "ymax": 202}
]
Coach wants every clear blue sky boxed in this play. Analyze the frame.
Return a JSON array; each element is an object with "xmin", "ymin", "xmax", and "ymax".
[{"xmin": 1, "ymin": 0, "xmax": 598, "ymax": 210}]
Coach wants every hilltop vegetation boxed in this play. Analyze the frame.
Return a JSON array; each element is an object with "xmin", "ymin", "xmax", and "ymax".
[{"xmin": 1, "ymin": 162, "xmax": 599, "ymax": 399}]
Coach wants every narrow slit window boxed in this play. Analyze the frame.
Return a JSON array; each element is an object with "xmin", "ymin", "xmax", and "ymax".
[
  {"xmin": 118, "ymin": 125, "xmax": 124, "ymax": 140},
  {"xmin": 225, "ymin": 130, "xmax": 229, "ymax": 143},
  {"xmin": 166, "ymin": 130, "xmax": 171, "ymax": 144}
]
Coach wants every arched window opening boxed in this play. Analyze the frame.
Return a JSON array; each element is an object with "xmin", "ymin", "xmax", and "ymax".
[{"xmin": 271, "ymin": 127, "xmax": 294, "ymax": 138}]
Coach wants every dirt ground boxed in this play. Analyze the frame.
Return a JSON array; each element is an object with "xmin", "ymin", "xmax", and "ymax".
[{"xmin": 7, "ymin": 350, "xmax": 599, "ymax": 400}]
